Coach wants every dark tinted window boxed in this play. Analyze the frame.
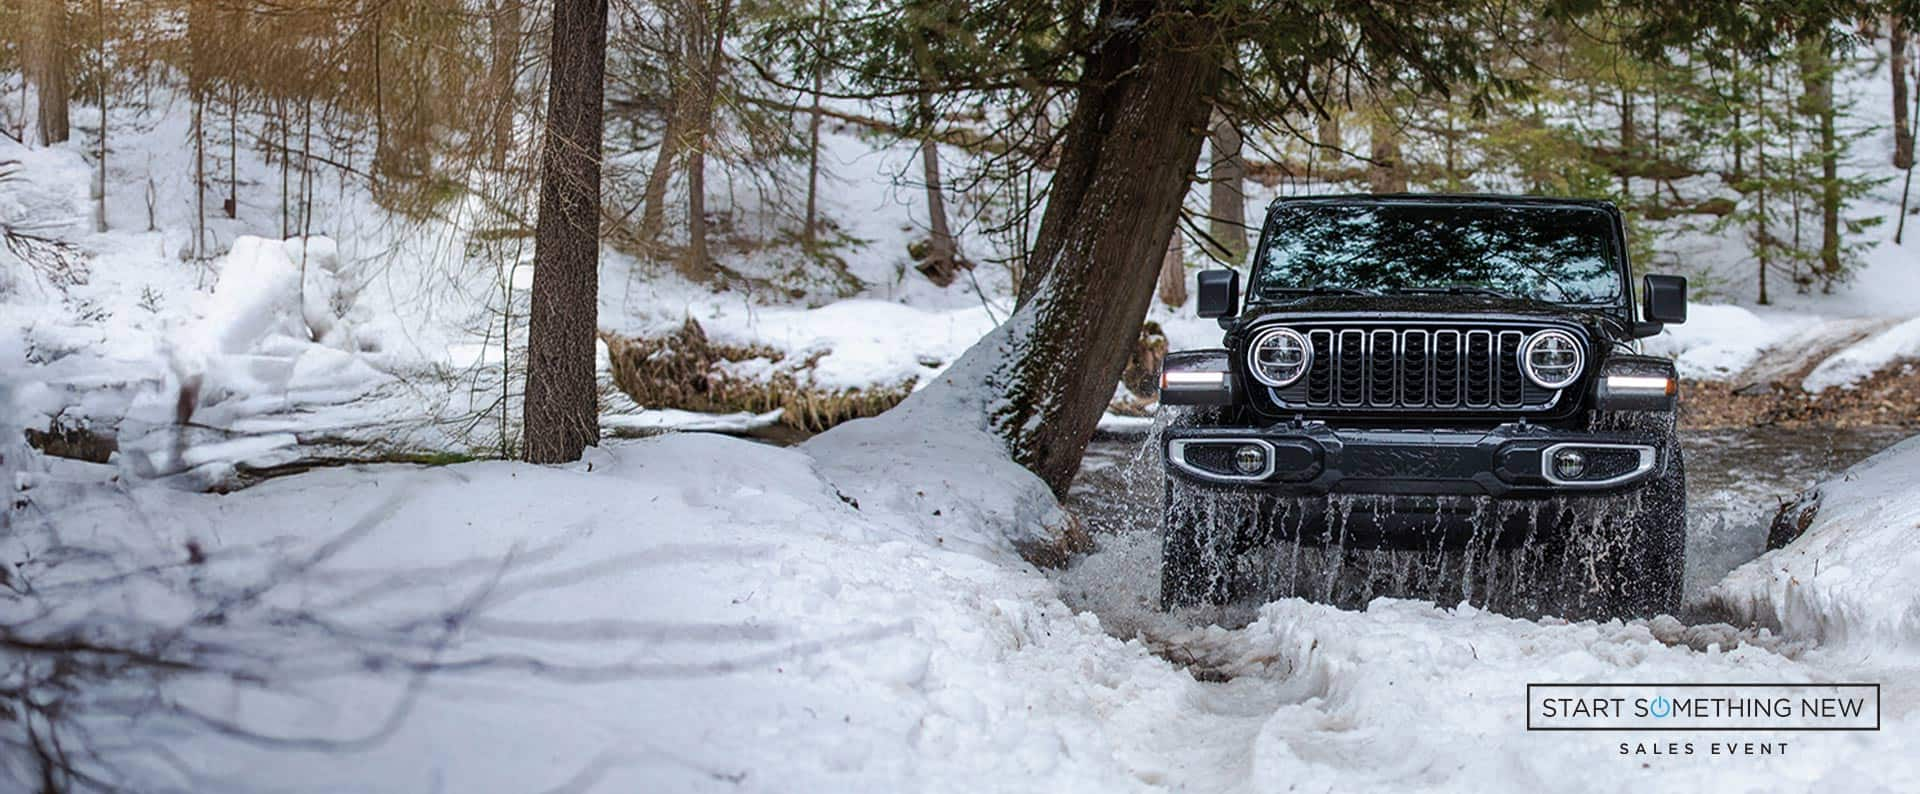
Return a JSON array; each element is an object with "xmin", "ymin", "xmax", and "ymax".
[{"xmin": 1253, "ymin": 202, "xmax": 1624, "ymax": 304}]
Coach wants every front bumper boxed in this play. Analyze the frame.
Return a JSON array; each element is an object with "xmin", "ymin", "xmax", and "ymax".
[{"xmin": 1164, "ymin": 423, "xmax": 1667, "ymax": 497}]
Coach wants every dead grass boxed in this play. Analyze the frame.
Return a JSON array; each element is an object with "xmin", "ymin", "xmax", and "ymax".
[
  {"xmin": 1682, "ymin": 361, "xmax": 1920, "ymax": 429},
  {"xmin": 601, "ymin": 318, "xmax": 913, "ymax": 434}
]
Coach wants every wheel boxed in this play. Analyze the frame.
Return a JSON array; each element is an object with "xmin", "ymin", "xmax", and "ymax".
[
  {"xmin": 1614, "ymin": 448, "xmax": 1687, "ymax": 618},
  {"xmin": 1160, "ymin": 478, "xmax": 1235, "ymax": 609}
]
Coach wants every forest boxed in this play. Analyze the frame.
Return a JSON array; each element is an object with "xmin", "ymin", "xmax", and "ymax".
[
  {"xmin": 3, "ymin": 1, "xmax": 1920, "ymax": 791},
  {"xmin": 4, "ymin": 0, "xmax": 1918, "ymax": 474}
]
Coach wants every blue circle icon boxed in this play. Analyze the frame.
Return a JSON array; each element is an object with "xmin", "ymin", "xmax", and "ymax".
[{"xmin": 1650, "ymin": 695, "xmax": 1672, "ymax": 718}]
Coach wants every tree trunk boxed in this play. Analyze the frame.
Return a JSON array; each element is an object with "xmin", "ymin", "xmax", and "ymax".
[
  {"xmin": 1619, "ymin": 88, "xmax": 1635, "ymax": 196},
  {"xmin": 488, "ymin": 0, "xmax": 523, "ymax": 171},
  {"xmin": 194, "ymin": 96, "xmax": 206, "ymax": 258},
  {"xmin": 1314, "ymin": 65, "xmax": 1341, "ymax": 165},
  {"xmin": 915, "ymin": 94, "xmax": 967, "ymax": 286},
  {"xmin": 994, "ymin": 3, "xmax": 1221, "ymax": 494},
  {"xmin": 92, "ymin": 0, "xmax": 107, "ymax": 233},
  {"xmin": 637, "ymin": 91, "xmax": 682, "ymax": 244},
  {"xmin": 1157, "ymin": 230, "xmax": 1186, "ymax": 308},
  {"xmin": 226, "ymin": 82, "xmax": 238, "ymax": 219},
  {"xmin": 1800, "ymin": 35, "xmax": 1842, "ymax": 286},
  {"xmin": 804, "ymin": 61, "xmax": 823, "ymax": 248},
  {"xmin": 1367, "ymin": 115, "xmax": 1405, "ymax": 194},
  {"xmin": 1894, "ymin": 17, "xmax": 1913, "ymax": 171},
  {"xmin": 523, "ymin": 0, "xmax": 608, "ymax": 464},
  {"xmin": 29, "ymin": 0, "xmax": 70, "ymax": 146},
  {"xmin": 1206, "ymin": 111, "xmax": 1247, "ymax": 263},
  {"xmin": 680, "ymin": 0, "xmax": 731, "ymax": 281}
]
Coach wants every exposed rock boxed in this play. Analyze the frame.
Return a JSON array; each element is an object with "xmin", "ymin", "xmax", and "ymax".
[{"xmin": 1767, "ymin": 488, "xmax": 1821, "ymax": 551}]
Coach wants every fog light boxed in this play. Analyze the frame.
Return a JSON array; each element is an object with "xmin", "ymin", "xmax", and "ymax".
[
  {"xmin": 1552, "ymin": 448, "xmax": 1589, "ymax": 480},
  {"xmin": 1234, "ymin": 445, "xmax": 1267, "ymax": 475}
]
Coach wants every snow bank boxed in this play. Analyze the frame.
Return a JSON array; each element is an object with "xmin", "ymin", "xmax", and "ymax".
[
  {"xmin": 1640, "ymin": 304, "xmax": 1809, "ymax": 380},
  {"xmin": 619, "ymin": 299, "xmax": 999, "ymax": 391},
  {"xmin": 1801, "ymin": 316, "xmax": 1920, "ymax": 392},
  {"xmin": 1708, "ymin": 434, "xmax": 1920, "ymax": 650},
  {"xmin": 11, "ymin": 432, "xmax": 1199, "ymax": 792},
  {"xmin": 805, "ymin": 320, "xmax": 1070, "ymax": 557},
  {"xmin": 18, "ymin": 415, "xmax": 1920, "ymax": 791}
]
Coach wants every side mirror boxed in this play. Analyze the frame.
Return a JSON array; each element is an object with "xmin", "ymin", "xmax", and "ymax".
[
  {"xmin": 1196, "ymin": 269, "xmax": 1240, "ymax": 321},
  {"xmin": 1643, "ymin": 274, "xmax": 1687, "ymax": 324}
]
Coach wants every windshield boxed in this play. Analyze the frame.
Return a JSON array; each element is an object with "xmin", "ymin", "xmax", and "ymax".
[{"xmin": 1252, "ymin": 202, "xmax": 1625, "ymax": 304}]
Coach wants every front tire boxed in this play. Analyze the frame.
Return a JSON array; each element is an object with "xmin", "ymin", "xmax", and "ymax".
[
  {"xmin": 1615, "ymin": 449, "xmax": 1687, "ymax": 618},
  {"xmin": 1160, "ymin": 478, "xmax": 1233, "ymax": 609}
]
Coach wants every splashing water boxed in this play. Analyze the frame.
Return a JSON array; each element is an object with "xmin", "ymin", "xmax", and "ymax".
[{"xmin": 1060, "ymin": 421, "xmax": 1906, "ymax": 635}]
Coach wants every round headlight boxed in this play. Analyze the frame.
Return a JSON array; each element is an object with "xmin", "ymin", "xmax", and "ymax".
[
  {"xmin": 1521, "ymin": 329, "xmax": 1584, "ymax": 389},
  {"xmin": 1247, "ymin": 327, "xmax": 1312, "ymax": 387}
]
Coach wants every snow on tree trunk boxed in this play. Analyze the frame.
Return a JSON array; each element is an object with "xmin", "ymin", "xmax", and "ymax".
[
  {"xmin": 981, "ymin": 4, "xmax": 1222, "ymax": 495},
  {"xmin": 523, "ymin": 0, "xmax": 608, "ymax": 464}
]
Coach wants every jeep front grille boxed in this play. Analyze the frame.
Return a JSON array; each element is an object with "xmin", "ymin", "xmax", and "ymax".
[{"xmin": 1272, "ymin": 324, "xmax": 1568, "ymax": 411}]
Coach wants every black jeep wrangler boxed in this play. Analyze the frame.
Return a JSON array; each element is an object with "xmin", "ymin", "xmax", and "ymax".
[{"xmin": 1158, "ymin": 194, "xmax": 1689, "ymax": 618}]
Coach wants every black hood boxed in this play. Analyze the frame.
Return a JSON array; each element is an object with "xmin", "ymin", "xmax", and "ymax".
[{"xmin": 1231, "ymin": 294, "xmax": 1634, "ymax": 345}]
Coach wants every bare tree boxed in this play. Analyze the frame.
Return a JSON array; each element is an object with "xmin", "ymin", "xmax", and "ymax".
[
  {"xmin": 28, "ymin": 0, "xmax": 71, "ymax": 146},
  {"xmin": 913, "ymin": 95, "xmax": 971, "ymax": 286},
  {"xmin": 488, "ymin": 0, "xmax": 523, "ymax": 171},
  {"xmin": 1894, "ymin": 16, "xmax": 1913, "ymax": 171},
  {"xmin": 802, "ymin": 0, "xmax": 825, "ymax": 248},
  {"xmin": 92, "ymin": 0, "xmax": 107, "ymax": 232},
  {"xmin": 681, "ymin": 0, "xmax": 732, "ymax": 281},
  {"xmin": 523, "ymin": 0, "xmax": 609, "ymax": 464}
]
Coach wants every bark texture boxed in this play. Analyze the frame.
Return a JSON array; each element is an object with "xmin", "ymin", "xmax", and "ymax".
[
  {"xmin": 1894, "ymin": 18, "xmax": 1913, "ymax": 171},
  {"xmin": 29, "ymin": 0, "xmax": 70, "ymax": 145},
  {"xmin": 995, "ymin": 3, "xmax": 1221, "ymax": 494},
  {"xmin": 523, "ymin": 0, "xmax": 608, "ymax": 463},
  {"xmin": 1206, "ymin": 111, "xmax": 1247, "ymax": 263}
]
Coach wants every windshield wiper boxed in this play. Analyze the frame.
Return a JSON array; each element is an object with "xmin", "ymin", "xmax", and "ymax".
[
  {"xmin": 1385, "ymin": 285, "xmax": 1519, "ymax": 298},
  {"xmin": 1267, "ymin": 286, "xmax": 1372, "ymax": 296}
]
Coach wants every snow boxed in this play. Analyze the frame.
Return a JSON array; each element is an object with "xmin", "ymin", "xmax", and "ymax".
[
  {"xmin": 7, "ymin": 33, "xmax": 1920, "ymax": 794},
  {"xmin": 1710, "ymin": 435, "xmax": 1920, "ymax": 650},
  {"xmin": 628, "ymin": 298, "xmax": 1001, "ymax": 391},
  {"xmin": 600, "ymin": 407, "xmax": 784, "ymax": 434},
  {"xmin": 11, "ymin": 424, "xmax": 1920, "ymax": 792},
  {"xmin": 1640, "ymin": 304, "xmax": 1819, "ymax": 381},
  {"xmin": 1802, "ymin": 316, "xmax": 1920, "ymax": 392}
]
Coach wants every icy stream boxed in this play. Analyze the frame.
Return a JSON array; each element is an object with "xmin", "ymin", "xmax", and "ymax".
[{"xmin": 1055, "ymin": 424, "xmax": 1909, "ymax": 640}]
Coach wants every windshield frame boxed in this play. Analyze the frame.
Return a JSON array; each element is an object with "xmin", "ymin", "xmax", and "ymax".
[{"xmin": 1246, "ymin": 198, "xmax": 1632, "ymax": 310}]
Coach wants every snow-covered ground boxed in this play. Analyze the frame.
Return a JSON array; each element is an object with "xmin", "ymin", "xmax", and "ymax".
[{"xmin": 9, "ymin": 398, "xmax": 1920, "ymax": 792}]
